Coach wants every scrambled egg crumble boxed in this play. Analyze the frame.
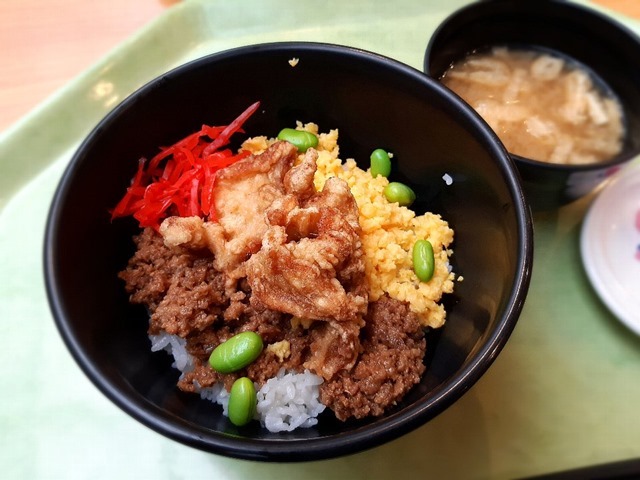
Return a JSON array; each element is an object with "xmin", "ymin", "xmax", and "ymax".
[
  {"xmin": 242, "ymin": 123, "xmax": 455, "ymax": 328},
  {"xmin": 266, "ymin": 340, "xmax": 291, "ymax": 362}
]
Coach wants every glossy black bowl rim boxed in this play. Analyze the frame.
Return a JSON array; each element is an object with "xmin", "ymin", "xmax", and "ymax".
[
  {"xmin": 423, "ymin": 0, "xmax": 640, "ymax": 173},
  {"xmin": 44, "ymin": 41, "xmax": 533, "ymax": 462}
]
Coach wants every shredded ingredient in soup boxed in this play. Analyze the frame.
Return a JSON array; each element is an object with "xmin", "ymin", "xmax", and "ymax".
[{"xmin": 441, "ymin": 47, "xmax": 624, "ymax": 165}]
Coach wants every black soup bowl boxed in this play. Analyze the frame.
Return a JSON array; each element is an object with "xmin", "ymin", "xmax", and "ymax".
[
  {"xmin": 44, "ymin": 42, "xmax": 533, "ymax": 461},
  {"xmin": 425, "ymin": 0, "xmax": 640, "ymax": 211}
]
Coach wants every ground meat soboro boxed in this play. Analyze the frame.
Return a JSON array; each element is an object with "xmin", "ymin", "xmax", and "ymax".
[
  {"xmin": 320, "ymin": 295, "xmax": 426, "ymax": 420},
  {"xmin": 119, "ymin": 228, "xmax": 426, "ymax": 421},
  {"xmin": 119, "ymin": 228, "xmax": 228, "ymax": 337}
]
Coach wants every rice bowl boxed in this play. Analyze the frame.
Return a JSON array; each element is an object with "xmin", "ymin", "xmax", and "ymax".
[{"xmin": 44, "ymin": 42, "xmax": 532, "ymax": 461}]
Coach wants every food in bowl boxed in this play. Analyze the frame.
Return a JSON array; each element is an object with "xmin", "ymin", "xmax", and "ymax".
[
  {"xmin": 441, "ymin": 46, "xmax": 624, "ymax": 165},
  {"xmin": 45, "ymin": 42, "xmax": 533, "ymax": 460},
  {"xmin": 425, "ymin": 0, "xmax": 640, "ymax": 210},
  {"xmin": 113, "ymin": 102, "xmax": 456, "ymax": 432}
]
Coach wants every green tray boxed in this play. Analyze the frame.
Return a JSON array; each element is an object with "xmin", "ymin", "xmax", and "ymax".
[{"xmin": 2, "ymin": 1, "xmax": 639, "ymax": 478}]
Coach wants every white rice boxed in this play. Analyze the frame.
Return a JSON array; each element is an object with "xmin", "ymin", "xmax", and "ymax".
[
  {"xmin": 256, "ymin": 368, "xmax": 326, "ymax": 432},
  {"xmin": 149, "ymin": 333, "xmax": 194, "ymax": 373},
  {"xmin": 199, "ymin": 382, "xmax": 230, "ymax": 416},
  {"xmin": 149, "ymin": 332, "xmax": 325, "ymax": 432}
]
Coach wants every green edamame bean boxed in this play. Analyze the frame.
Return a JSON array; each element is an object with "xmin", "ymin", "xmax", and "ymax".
[
  {"xmin": 208, "ymin": 331, "xmax": 263, "ymax": 374},
  {"xmin": 228, "ymin": 377, "xmax": 257, "ymax": 427},
  {"xmin": 384, "ymin": 182, "xmax": 416, "ymax": 207},
  {"xmin": 277, "ymin": 128, "xmax": 319, "ymax": 152},
  {"xmin": 370, "ymin": 148, "xmax": 391, "ymax": 178},
  {"xmin": 413, "ymin": 239, "xmax": 435, "ymax": 282}
]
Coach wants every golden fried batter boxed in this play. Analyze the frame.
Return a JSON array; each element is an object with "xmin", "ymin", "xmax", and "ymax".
[
  {"xmin": 304, "ymin": 320, "xmax": 361, "ymax": 380},
  {"xmin": 158, "ymin": 139, "xmax": 368, "ymax": 380},
  {"xmin": 246, "ymin": 176, "xmax": 368, "ymax": 323},
  {"xmin": 207, "ymin": 141, "xmax": 299, "ymax": 275},
  {"xmin": 160, "ymin": 142, "xmax": 304, "ymax": 278}
]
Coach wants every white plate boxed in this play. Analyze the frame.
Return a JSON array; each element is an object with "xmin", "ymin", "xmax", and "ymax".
[{"xmin": 581, "ymin": 161, "xmax": 640, "ymax": 335}]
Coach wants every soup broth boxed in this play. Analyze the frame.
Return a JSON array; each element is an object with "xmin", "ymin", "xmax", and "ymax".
[{"xmin": 442, "ymin": 46, "xmax": 624, "ymax": 165}]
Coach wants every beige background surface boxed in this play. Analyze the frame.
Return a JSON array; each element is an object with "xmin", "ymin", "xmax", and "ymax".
[
  {"xmin": 0, "ymin": 0, "xmax": 177, "ymax": 132},
  {"xmin": 0, "ymin": 0, "xmax": 638, "ymax": 133}
]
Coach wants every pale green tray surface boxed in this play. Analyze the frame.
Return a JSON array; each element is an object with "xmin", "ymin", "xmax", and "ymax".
[{"xmin": 2, "ymin": 1, "xmax": 639, "ymax": 478}]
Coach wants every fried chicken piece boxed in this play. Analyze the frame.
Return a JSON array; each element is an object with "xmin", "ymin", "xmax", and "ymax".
[
  {"xmin": 159, "ymin": 216, "xmax": 209, "ymax": 250},
  {"xmin": 159, "ymin": 142, "xmax": 319, "ymax": 279},
  {"xmin": 159, "ymin": 140, "xmax": 367, "ymax": 325},
  {"xmin": 245, "ymin": 176, "xmax": 368, "ymax": 323},
  {"xmin": 283, "ymin": 148, "xmax": 317, "ymax": 201},
  {"xmin": 206, "ymin": 141, "xmax": 299, "ymax": 274},
  {"xmin": 304, "ymin": 320, "xmax": 361, "ymax": 380}
]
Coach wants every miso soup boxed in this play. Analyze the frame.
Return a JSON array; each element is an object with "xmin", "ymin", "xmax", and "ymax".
[{"xmin": 441, "ymin": 47, "xmax": 624, "ymax": 165}]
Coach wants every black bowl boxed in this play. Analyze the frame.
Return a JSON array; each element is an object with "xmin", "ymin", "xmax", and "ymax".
[
  {"xmin": 44, "ymin": 42, "xmax": 532, "ymax": 461},
  {"xmin": 424, "ymin": 0, "xmax": 640, "ymax": 211}
]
